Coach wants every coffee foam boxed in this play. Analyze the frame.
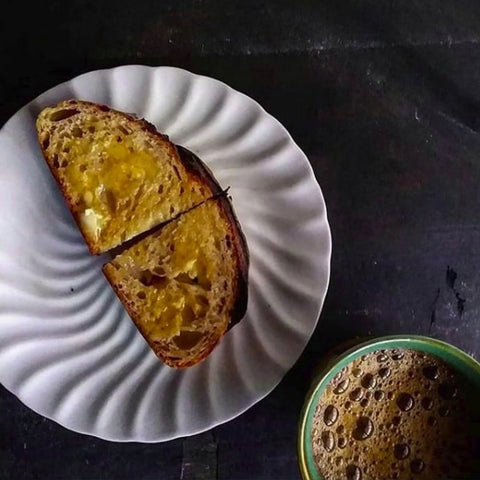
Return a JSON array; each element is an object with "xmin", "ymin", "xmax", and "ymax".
[{"xmin": 311, "ymin": 348, "xmax": 480, "ymax": 479}]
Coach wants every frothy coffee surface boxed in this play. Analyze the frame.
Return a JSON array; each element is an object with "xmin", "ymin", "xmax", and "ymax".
[{"xmin": 311, "ymin": 348, "xmax": 480, "ymax": 479}]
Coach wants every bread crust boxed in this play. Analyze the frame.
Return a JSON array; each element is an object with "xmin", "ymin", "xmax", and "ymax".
[
  {"xmin": 36, "ymin": 100, "xmax": 222, "ymax": 254},
  {"xmin": 176, "ymin": 146, "xmax": 223, "ymax": 198},
  {"xmin": 215, "ymin": 195, "xmax": 249, "ymax": 327}
]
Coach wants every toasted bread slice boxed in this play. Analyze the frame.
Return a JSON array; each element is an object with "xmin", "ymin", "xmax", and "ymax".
[
  {"xmin": 36, "ymin": 100, "xmax": 221, "ymax": 254},
  {"xmin": 103, "ymin": 196, "xmax": 249, "ymax": 368}
]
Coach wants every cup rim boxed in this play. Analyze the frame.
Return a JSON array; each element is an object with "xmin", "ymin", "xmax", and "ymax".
[{"xmin": 297, "ymin": 335, "xmax": 480, "ymax": 480}]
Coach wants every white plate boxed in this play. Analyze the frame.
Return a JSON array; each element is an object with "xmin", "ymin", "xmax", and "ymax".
[{"xmin": 0, "ymin": 66, "xmax": 331, "ymax": 442}]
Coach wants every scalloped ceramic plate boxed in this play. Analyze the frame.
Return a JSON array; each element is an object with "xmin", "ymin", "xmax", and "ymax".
[{"xmin": 0, "ymin": 66, "xmax": 331, "ymax": 442}]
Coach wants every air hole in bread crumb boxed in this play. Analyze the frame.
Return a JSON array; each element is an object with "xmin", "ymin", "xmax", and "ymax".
[
  {"xmin": 169, "ymin": 205, "xmax": 175, "ymax": 214},
  {"xmin": 105, "ymin": 190, "xmax": 116, "ymax": 213},
  {"xmin": 179, "ymin": 186, "xmax": 184, "ymax": 194},
  {"xmin": 158, "ymin": 185, "xmax": 164, "ymax": 194},
  {"xmin": 169, "ymin": 244, "xmax": 175, "ymax": 252},
  {"xmin": 173, "ymin": 331, "xmax": 203, "ymax": 350},
  {"xmin": 52, "ymin": 154, "xmax": 59, "ymax": 168},
  {"xmin": 71, "ymin": 126, "xmax": 83, "ymax": 138},
  {"xmin": 139, "ymin": 272, "xmax": 166, "ymax": 288},
  {"xmin": 137, "ymin": 291, "xmax": 146, "ymax": 300},
  {"xmin": 217, "ymin": 299, "xmax": 226, "ymax": 313},
  {"xmin": 118, "ymin": 125, "xmax": 129, "ymax": 135},
  {"xmin": 175, "ymin": 273, "xmax": 199, "ymax": 286},
  {"xmin": 197, "ymin": 296, "xmax": 209, "ymax": 307},
  {"xmin": 42, "ymin": 137, "xmax": 50, "ymax": 149},
  {"xmin": 49, "ymin": 109, "xmax": 79, "ymax": 122},
  {"xmin": 79, "ymin": 164, "xmax": 87, "ymax": 172},
  {"xmin": 172, "ymin": 165, "xmax": 180, "ymax": 179},
  {"xmin": 60, "ymin": 159, "xmax": 68, "ymax": 168},
  {"xmin": 152, "ymin": 266, "xmax": 165, "ymax": 276},
  {"xmin": 88, "ymin": 126, "xmax": 96, "ymax": 133},
  {"xmin": 225, "ymin": 236, "xmax": 232, "ymax": 248}
]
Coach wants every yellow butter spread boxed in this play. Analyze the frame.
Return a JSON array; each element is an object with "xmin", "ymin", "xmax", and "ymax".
[
  {"xmin": 112, "ymin": 203, "xmax": 226, "ymax": 340},
  {"xmin": 54, "ymin": 121, "xmax": 203, "ymax": 249}
]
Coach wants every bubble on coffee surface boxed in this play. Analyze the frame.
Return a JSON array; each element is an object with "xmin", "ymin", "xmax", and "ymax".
[
  {"xmin": 438, "ymin": 383, "xmax": 458, "ymax": 400},
  {"xmin": 334, "ymin": 378, "xmax": 350, "ymax": 394},
  {"xmin": 352, "ymin": 367, "xmax": 363, "ymax": 378},
  {"xmin": 377, "ymin": 353, "xmax": 388, "ymax": 363},
  {"xmin": 438, "ymin": 405, "xmax": 450, "ymax": 417},
  {"xmin": 361, "ymin": 373, "xmax": 377, "ymax": 390},
  {"xmin": 421, "ymin": 397, "xmax": 434, "ymax": 410},
  {"xmin": 346, "ymin": 464, "xmax": 361, "ymax": 480},
  {"xmin": 374, "ymin": 390, "xmax": 385, "ymax": 401},
  {"xmin": 310, "ymin": 348, "xmax": 480, "ymax": 479},
  {"xmin": 321, "ymin": 430, "xmax": 335, "ymax": 452},
  {"xmin": 391, "ymin": 349, "xmax": 405, "ymax": 361},
  {"xmin": 423, "ymin": 365, "xmax": 439, "ymax": 381},
  {"xmin": 396, "ymin": 392, "xmax": 414, "ymax": 412},
  {"xmin": 353, "ymin": 416, "xmax": 374, "ymax": 440},
  {"xmin": 378, "ymin": 366, "xmax": 391, "ymax": 379},
  {"xmin": 394, "ymin": 443, "xmax": 410, "ymax": 460},
  {"xmin": 324, "ymin": 405, "xmax": 339, "ymax": 426},
  {"xmin": 350, "ymin": 387, "xmax": 364, "ymax": 402}
]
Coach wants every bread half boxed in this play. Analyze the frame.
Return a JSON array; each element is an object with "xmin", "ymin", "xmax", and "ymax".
[
  {"xmin": 103, "ymin": 196, "xmax": 249, "ymax": 368},
  {"xmin": 36, "ymin": 100, "xmax": 221, "ymax": 254}
]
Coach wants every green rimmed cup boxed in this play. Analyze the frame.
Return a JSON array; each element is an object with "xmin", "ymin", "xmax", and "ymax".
[{"xmin": 298, "ymin": 335, "xmax": 480, "ymax": 480}]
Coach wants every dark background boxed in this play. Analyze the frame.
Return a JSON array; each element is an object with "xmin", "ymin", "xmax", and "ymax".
[{"xmin": 2, "ymin": 1, "xmax": 480, "ymax": 479}]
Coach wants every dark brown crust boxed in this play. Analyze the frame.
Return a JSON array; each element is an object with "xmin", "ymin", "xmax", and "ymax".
[
  {"xmin": 215, "ymin": 194, "xmax": 249, "ymax": 327},
  {"xmin": 173, "ymin": 148, "xmax": 249, "ymax": 325},
  {"xmin": 156, "ymin": 335, "xmax": 221, "ymax": 368},
  {"xmin": 175, "ymin": 146, "xmax": 223, "ymax": 197}
]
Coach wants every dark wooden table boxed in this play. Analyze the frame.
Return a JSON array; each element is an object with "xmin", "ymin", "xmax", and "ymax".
[{"xmin": 2, "ymin": 1, "xmax": 480, "ymax": 479}]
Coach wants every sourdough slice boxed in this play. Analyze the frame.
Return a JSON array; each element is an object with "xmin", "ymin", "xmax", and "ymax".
[
  {"xmin": 36, "ymin": 100, "xmax": 221, "ymax": 254},
  {"xmin": 103, "ymin": 196, "xmax": 249, "ymax": 368}
]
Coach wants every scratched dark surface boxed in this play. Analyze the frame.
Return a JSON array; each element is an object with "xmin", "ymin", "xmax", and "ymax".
[{"xmin": 2, "ymin": 1, "xmax": 480, "ymax": 479}]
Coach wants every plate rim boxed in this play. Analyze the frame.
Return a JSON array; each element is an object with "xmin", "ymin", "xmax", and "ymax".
[{"xmin": 0, "ymin": 64, "xmax": 332, "ymax": 442}]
